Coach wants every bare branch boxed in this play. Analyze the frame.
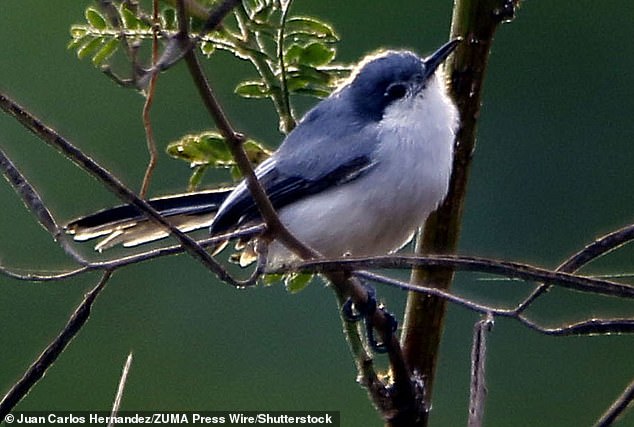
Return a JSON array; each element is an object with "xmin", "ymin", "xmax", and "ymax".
[
  {"xmin": 593, "ymin": 378, "xmax": 634, "ymax": 427},
  {"xmin": 283, "ymin": 254, "xmax": 634, "ymax": 299},
  {"xmin": 518, "ymin": 223, "xmax": 634, "ymax": 313},
  {"xmin": 1, "ymin": 225, "xmax": 266, "ymax": 283},
  {"xmin": 354, "ymin": 272, "xmax": 634, "ymax": 336},
  {"xmin": 521, "ymin": 318, "xmax": 634, "ymax": 336},
  {"xmin": 0, "ymin": 92, "xmax": 247, "ymax": 288},
  {"xmin": 0, "ymin": 147, "xmax": 87, "ymax": 265},
  {"xmin": 0, "ymin": 264, "xmax": 90, "ymax": 282},
  {"xmin": 468, "ymin": 315, "xmax": 493, "ymax": 427},
  {"xmin": 139, "ymin": 0, "xmax": 161, "ymax": 198},
  {"xmin": 109, "ymin": 352, "xmax": 134, "ymax": 426},
  {"xmin": 401, "ymin": 2, "xmax": 521, "ymax": 420},
  {"xmin": 0, "ymin": 270, "xmax": 113, "ymax": 419}
]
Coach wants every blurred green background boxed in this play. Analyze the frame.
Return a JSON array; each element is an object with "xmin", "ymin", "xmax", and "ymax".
[{"xmin": 1, "ymin": 1, "xmax": 633, "ymax": 426}]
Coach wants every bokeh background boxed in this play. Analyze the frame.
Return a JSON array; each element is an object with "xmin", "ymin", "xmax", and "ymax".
[{"xmin": 1, "ymin": 1, "xmax": 633, "ymax": 426}]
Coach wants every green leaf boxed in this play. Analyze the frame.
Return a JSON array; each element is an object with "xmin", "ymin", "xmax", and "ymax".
[
  {"xmin": 298, "ymin": 42, "xmax": 335, "ymax": 66},
  {"xmin": 235, "ymin": 80, "xmax": 272, "ymax": 98},
  {"xmin": 85, "ymin": 7, "xmax": 107, "ymax": 30},
  {"xmin": 284, "ymin": 42, "xmax": 335, "ymax": 67},
  {"xmin": 67, "ymin": 31, "xmax": 89, "ymax": 50},
  {"xmin": 262, "ymin": 273, "xmax": 283, "ymax": 286},
  {"xmin": 284, "ymin": 273, "xmax": 314, "ymax": 293},
  {"xmin": 252, "ymin": 3, "xmax": 275, "ymax": 24},
  {"xmin": 230, "ymin": 140, "xmax": 272, "ymax": 179},
  {"xmin": 161, "ymin": 7, "xmax": 177, "ymax": 30},
  {"xmin": 284, "ymin": 44, "xmax": 304, "ymax": 65},
  {"xmin": 285, "ymin": 65, "xmax": 332, "ymax": 94},
  {"xmin": 77, "ymin": 36, "xmax": 105, "ymax": 60},
  {"xmin": 167, "ymin": 131, "xmax": 271, "ymax": 174},
  {"xmin": 244, "ymin": 139, "xmax": 272, "ymax": 164},
  {"xmin": 92, "ymin": 37, "xmax": 119, "ymax": 65},
  {"xmin": 166, "ymin": 132, "xmax": 234, "ymax": 167},
  {"xmin": 200, "ymin": 41, "xmax": 215, "ymax": 56},
  {"xmin": 69, "ymin": 25, "xmax": 88, "ymax": 39},
  {"xmin": 289, "ymin": 85, "xmax": 331, "ymax": 98},
  {"xmin": 285, "ymin": 17, "xmax": 338, "ymax": 42},
  {"xmin": 188, "ymin": 165, "xmax": 209, "ymax": 191},
  {"xmin": 119, "ymin": 5, "xmax": 149, "ymax": 30}
]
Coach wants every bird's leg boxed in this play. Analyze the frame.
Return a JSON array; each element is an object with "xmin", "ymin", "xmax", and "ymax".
[{"xmin": 342, "ymin": 280, "xmax": 398, "ymax": 353}]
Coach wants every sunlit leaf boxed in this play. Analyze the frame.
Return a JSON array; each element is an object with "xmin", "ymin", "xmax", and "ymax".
[
  {"xmin": 284, "ymin": 273, "xmax": 314, "ymax": 293},
  {"xmin": 67, "ymin": 30, "xmax": 89, "ymax": 50},
  {"xmin": 161, "ymin": 7, "xmax": 177, "ymax": 30},
  {"xmin": 200, "ymin": 41, "xmax": 215, "ymax": 56},
  {"xmin": 166, "ymin": 132, "xmax": 233, "ymax": 167},
  {"xmin": 70, "ymin": 25, "xmax": 88, "ymax": 39},
  {"xmin": 298, "ymin": 42, "xmax": 335, "ymax": 66},
  {"xmin": 262, "ymin": 273, "xmax": 283, "ymax": 286},
  {"xmin": 285, "ymin": 17, "xmax": 338, "ymax": 42},
  {"xmin": 284, "ymin": 42, "xmax": 335, "ymax": 67},
  {"xmin": 188, "ymin": 165, "xmax": 209, "ymax": 191},
  {"xmin": 167, "ymin": 132, "xmax": 272, "ymax": 174},
  {"xmin": 77, "ymin": 36, "xmax": 105, "ymax": 60},
  {"xmin": 92, "ymin": 37, "xmax": 119, "ymax": 65},
  {"xmin": 235, "ymin": 81, "xmax": 272, "ymax": 98},
  {"xmin": 252, "ymin": 3, "xmax": 275, "ymax": 24},
  {"xmin": 289, "ymin": 85, "xmax": 331, "ymax": 98},
  {"xmin": 119, "ymin": 5, "xmax": 150, "ymax": 30},
  {"xmin": 85, "ymin": 7, "xmax": 107, "ymax": 30}
]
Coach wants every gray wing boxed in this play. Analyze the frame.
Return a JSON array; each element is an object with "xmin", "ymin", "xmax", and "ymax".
[{"xmin": 210, "ymin": 96, "xmax": 380, "ymax": 234}]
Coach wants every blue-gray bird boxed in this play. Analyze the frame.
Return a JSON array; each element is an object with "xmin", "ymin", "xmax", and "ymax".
[{"xmin": 67, "ymin": 40, "xmax": 460, "ymax": 267}]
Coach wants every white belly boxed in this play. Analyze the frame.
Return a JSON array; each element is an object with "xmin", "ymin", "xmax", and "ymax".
[{"xmin": 266, "ymin": 75, "xmax": 458, "ymax": 267}]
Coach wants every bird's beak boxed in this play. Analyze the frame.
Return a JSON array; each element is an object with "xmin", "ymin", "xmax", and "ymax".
[{"xmin": 423, "ymin": 38, "xmax": 461, "ymax": 80}]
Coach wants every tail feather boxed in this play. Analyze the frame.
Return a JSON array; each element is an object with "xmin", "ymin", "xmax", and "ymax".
[{"xmin": 65, "ymin": 188, "xmax": 233, "ymax": 251}]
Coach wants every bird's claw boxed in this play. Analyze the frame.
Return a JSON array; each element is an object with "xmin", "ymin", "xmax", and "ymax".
[{"xmin": 342, "ymin": 282, "xmax": 398, "ymax": 353}]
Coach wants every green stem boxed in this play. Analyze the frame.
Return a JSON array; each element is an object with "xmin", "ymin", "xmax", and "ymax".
[
  {"xmin": 399, "ymin": 0, "xmax": 520, "ymax": 424},
  {"xmin": 233, "ymin": 7, "xmax": 295, "ymax": 134}
]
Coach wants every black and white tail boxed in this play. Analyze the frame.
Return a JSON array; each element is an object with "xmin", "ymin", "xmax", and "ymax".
[{"xmin": 65, "ymin": 188, "xmax": 233, "ymax": 251}]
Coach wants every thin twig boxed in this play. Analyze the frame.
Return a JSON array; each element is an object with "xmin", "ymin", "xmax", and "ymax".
[
  {"xmin": 0, "ymin": 146, "xmax": 87, "ymax": 265},
  {"xmin": 593, "ymin": 378, "xmax": 634, "ymax": 427},
  {"xmin": 517, "ymin": 223, "xmax": 634, "ymax": 313},
  {"xmin": 0, "ymin": 92, "xmax": 246, "ymax": 287},
  {"xmin": 0, "ymin": 270, "xmax": 113, "ymax": 419},
  {"xmin": 109, "ymin": 352, "xmax": 134, "ymax": 426},
  {"xmin": 276, "ymin": 0, "xmax": 295, "ymax": 133},
  {"xmin": 0, "ymin": 225, "xmax": 266, "ymax": 283},
  {"xmin": 283, "ymin": 254, "xmax": 634, "ymax": 299},
  {"xmin": 357, "ymin": 271, "xmax": 634, "ymax": 336},
  {"xmin": 139, "ymin": 0, "xmax": 161, "ymax": 198},
  {"xmin": 176, "ymin": 6, "xmax": 314, "ymax": 258},
  {"xmin": 468, "ymin": 315, "xmax": 493, "ymax": 427},
  {"xmin": 0, "ymin": 265, "xmax": 90, "ymax": 282}
]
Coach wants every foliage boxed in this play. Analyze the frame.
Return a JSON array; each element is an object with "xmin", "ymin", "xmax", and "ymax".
[
  {"xmin": 67, "ymin": 0, "xmax": 350, "ymax": 288},
  {"xmin": 68, "ymin": 1, "xmax": 351, "ymax": 128},
  {"xmin": 166, "ymin": 131, "xmax": 272, "ymax": 189}
]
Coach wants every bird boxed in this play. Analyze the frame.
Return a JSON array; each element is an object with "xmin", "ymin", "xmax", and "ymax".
[{"xmin": 66, "ymin": 39, "xmax": 460, "ymax": 269}]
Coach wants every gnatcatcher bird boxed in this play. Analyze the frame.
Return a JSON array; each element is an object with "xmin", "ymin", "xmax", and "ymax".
[{"xmin": 67, "ymin": 39, "xmax": 460, "ymax": 268}]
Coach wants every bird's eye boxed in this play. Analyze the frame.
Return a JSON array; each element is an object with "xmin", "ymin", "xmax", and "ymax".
[{"xmin": 384, "ymin": 83, "xmax": 407, "ymax": 100}]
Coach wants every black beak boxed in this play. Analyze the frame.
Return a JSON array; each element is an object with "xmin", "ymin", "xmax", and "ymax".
[{"xmin": 423, "ymin": 38, "xmax": 461, "ymax": 80}]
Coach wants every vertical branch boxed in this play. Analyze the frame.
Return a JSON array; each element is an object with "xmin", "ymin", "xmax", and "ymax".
[
  {"xmin": 108, "ymin": 352, "xmax": 134, "ymax": 426},
  {"xmin": 468, "ymin": 315, "xmax": 493, "ymax": 427},
  {"xmin": 400, "ymin": 0, "xmax": 519, "ymax": 422},
  {"xmin": 139, "ymin": 0, "xmax": 160, "ymax": 198}
]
